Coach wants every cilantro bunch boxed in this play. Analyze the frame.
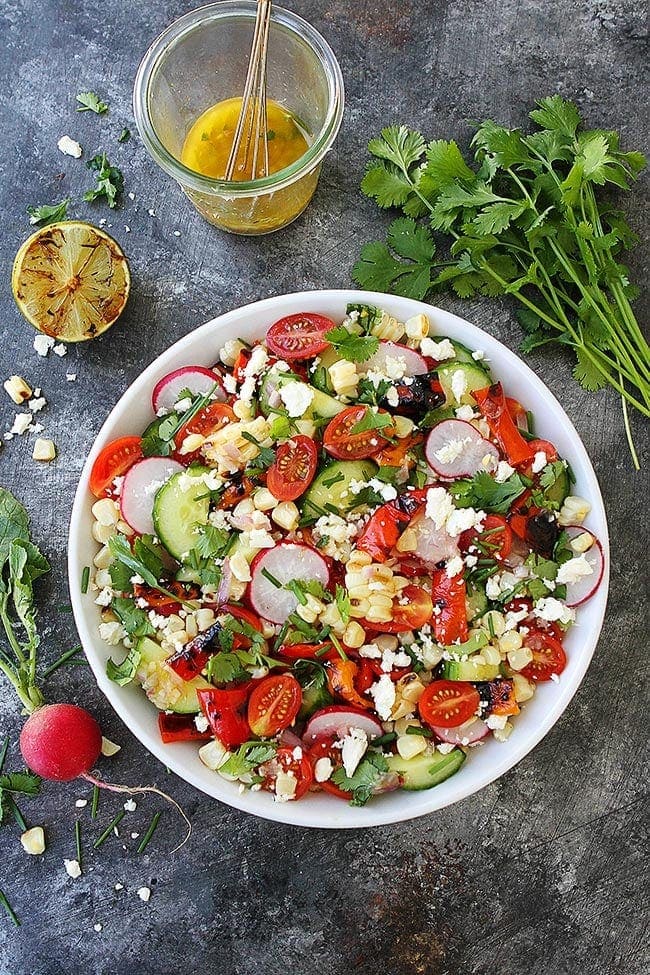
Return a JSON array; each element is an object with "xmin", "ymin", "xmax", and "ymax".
[{"xmin": 352, "ymin": 96, "xmax": 649, "ymax": 466}]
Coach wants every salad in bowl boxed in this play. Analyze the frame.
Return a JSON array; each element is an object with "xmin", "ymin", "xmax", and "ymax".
[{"xmin": 83, "ymin": 300, "xmax": 605, "ymax": 811}]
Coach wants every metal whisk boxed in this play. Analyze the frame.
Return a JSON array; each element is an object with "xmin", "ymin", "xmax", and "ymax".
[{"xmin": 224, "ymin": 0, "xmax": 272, "ymax": 181}]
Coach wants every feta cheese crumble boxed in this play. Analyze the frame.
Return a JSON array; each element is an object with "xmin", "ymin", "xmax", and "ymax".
[
  {"xmin": 420, "ymin": 337, "xmax": 456, "ymax": 361},
  {"xmin": 279, "ymin": 382, "xmax": 314, "ymax": 417},
  {"xmin": 341, "ymin": 728, "xmax": 368, "ymax": 777}
]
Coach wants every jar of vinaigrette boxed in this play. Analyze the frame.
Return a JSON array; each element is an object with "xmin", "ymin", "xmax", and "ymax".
[{"xmin": 134, "ymin": 2, "xmax": 344, "ymax": 235}]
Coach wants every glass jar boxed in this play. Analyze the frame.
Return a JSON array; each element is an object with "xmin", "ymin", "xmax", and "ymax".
[{"xmin": 133, "ymin": 1, "xmax": 344, "ymax": 235}]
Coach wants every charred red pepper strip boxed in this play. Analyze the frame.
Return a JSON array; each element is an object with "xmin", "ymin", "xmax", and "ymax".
[
  {"xmin": 158, "ymin": 712, "xmax": 212, "ymax": 744},
  {"xmin": 474, "ymin": 383, "xmax": 537, "ymax": 468},
  {"xmin": 197, "ymin": 687, "xmax": 251, "ymax": 749},
  {"xmin": 431, "ymin": 569, "xmax": 468, "ymax": 645},
  {"xmin": 327, "ymin": 658, "xmax": 373, "ymax": 710},
  {"xmin": 356, "ymin": 488, "xmax": 429, "ymax": 562}
]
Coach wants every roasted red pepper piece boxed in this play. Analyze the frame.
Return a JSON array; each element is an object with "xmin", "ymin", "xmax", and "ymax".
[
  {"xmin": 158, "ymin": 712, "xmax": 212, "ymax": 744},
  {"xmin": 132, "ymin": 581, "xmax": 199, "ymax": 617},
  {"xmin": 473, "ymin": 383, "xmax": 536, "ymax": 468},
  {"xmin": 197, "ymin": 687, "xmax": 251, "ymax": 749},
  {"xmin": 326, "ymin": 658, "xmax": 373, "ymax": 710},
  {"xmin": 431, "ymin": 569, "xmax": 468, "ymax": 645},
  {"xmin": 356, "ymin": 503, "xmax": 408, "ymax": 562}
]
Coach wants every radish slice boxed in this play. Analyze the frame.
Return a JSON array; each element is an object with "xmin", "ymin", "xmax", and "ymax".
[
  {"xmin": 279, "ymin": 729, "xmax": 304, "ymax": 750},
  {"xmin": 120, "ymin": 457, "xmax": 183, "ymax": 534},
  {"xmin": 408, "ymin": 509, "xmax": 460, "ymax": 565},
  {"xmin": 303, "ymin": 706, "xmax": 384, "ymax": 743},
  {"xmin": 373, "ymin": 772, "xmax": 401, "ymax": 794},
  {"xmin": 433, "ymin": 718, "xmax": 489, "ymax": 745},
  {"xmin": 560, "ymin": 526, "xmax": 605, "ymax": 607},
  {"xmin": 361, "ymin": 341, "xmax": 428, "ymax": 378},
  {"xmin": 248, "ymin": 542, "xmax": 329, "ymax": 624},
  {"xmin": 152, "ymin": 366, "xmax": 226, "ymax": 414},
  {"xmin": 426, "ymin": 419, "xmax": 498, "ymax": 479}
]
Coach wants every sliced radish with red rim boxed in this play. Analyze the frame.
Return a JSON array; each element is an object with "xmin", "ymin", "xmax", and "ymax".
[
  {"xmin": 361, "ymin": 341, "xmax": 428, "ymax": 378},
  {"xmin": 248, "ymin": 542, "xmax": 330, "ymax": 624},
  {"xmin": 120, "ymin": 457, "xmax": 183, "ymax": 535},
  {"xmin": 426, "ymin": 419, "xmax": 499, "ymax": 479},
  {"xmin": 152, "ymin": 366, "xmax": 226, "ymax": 415},
  {"xmin": 433, "ymin": 718, "xmax": 489, "ymax": 745},
  {"xmin": 560, "ymin": 526, "xmax": 605, "ymax": 607},
  {"xmin": 303, "ymin": 706, "xmax": 384, "ymax": 743}
]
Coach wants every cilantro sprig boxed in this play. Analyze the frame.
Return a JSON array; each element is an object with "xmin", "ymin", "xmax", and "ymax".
[
  {"xmin": 331, "ymin": 752, "xmax": 389, "ymax": 806},
  {"xmin": 27, "ymin": 199, "xmax": 70, "ymax": 226},
  {"xmin": 76, "ymin": 91, "xmax": 108, "ymax": 114},
  {"xmin": 324, "ymin": 325, "xmax": 379, "ymax": 363},
  {"xmin": 448, "ymin": 470, "xmax": 527, "ymax": 514},
  {"xmin": 353, "ymin": 98, "xmax": 649, "ymax": 467},
  {"xmin": 84, "ymin": 153, "xmax": 124, "ymax": 208}
]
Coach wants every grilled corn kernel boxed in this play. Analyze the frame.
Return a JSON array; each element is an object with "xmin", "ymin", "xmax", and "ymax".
[
  {"xmin": 272, "ymin": 501, "xmax": 300, "ymax": 531},
  {"xmin": 116, "ymin": 520, "xmax": 134, "ymax": 536},
  {"xmin": 178, "ymin": 432, "xmax": 205, "ymax": 455},
  {"xmin": 229, "ymin": 578, "xmax": 247, "ymax": 601},
  {"xmin": 371, "ymin": 312, "xmax": 405, "ymax": 342},
  {"xmin": 391, "ymin": 697, "xmax": 416, "ymax": 720},
  {"xmin": 374, "ymin": 635, "xmax": 399, "ymax": 652},
  {"xmin": 399, "ymin": 675, "xmax": 426, "ymax": 703},
  {"xmin": 260, "ymin": 620, "xmax": 277, "ymax": 639},
  {"xmin": 396, "ymin": 733, "xmax": 428, "ymax": 760},
  {"xmin": 507, "ymin": 646, "xmax": 533, "ymax": 671},
  {"xmin": 498, "ymin": 630, "xmax": 524, "ymax": 654},
  {"xmin": 343, "ymin": 621, "xmax": 366, "ymax": 649},
  {"xmin": 570, "ymin": 531, "xmax": 594, "ymax": 554},
  {"xmin": 92, "ymin": 497, "xmax": 120, "ymax": 526},
  {"xmin": 394, "ymin": 717, "xmax": 419, "ymax": 735},
  {"xmin": 21, "ymin": 826, "xmax": 46, "ymax": 855},
  {"xmin": 92, "ymin": 520, "xmax": 116, "ymax": 544},
  {"xmin": 4, "ymin": 375, "xmax": 33, "ymax": 404},
  {"xmin": 404, "ymin": 313, "xmax": 430, "ymax": 344},
  {"xmin": 219, "ymin": 338, "xmax": 246, "ymax": 367},
  {"xmin": 396, "ymin": 528, "xmax": 418, "ymax": 553},
  {"xmin": 232, "ymin": 399, "xmax": 255, "ymax": 420},
  {"xmin": 366, "ymin": 605, "xmax": 393, "ymax": 624},
  {"xmin": 32, "ymin": 438, "xmax": 56, "ymax": 462},
  {"xmin": 253, "ymin": 488, "xmax": 278, "ymax": 512},
  {"xmin": 558, "ymin": 495, "xmax": 591, "ymax": 527},
  {"xmin": 196, "ymin": 608, "xmax": 216, "ymax": 632},
  {"xmin": 512, "ymin": 673, "xmax": 535, "ymax": 703},
  {"xmin": 185, "ymin": 615, "xmax": 198, "ymax": 640},
  {"xmin": 482, "ymin": 644, "xmax": 502, "ymax": 666},
  {"xmin": 349, "ymin": 598, "xmax": 370, "ymax": 619},
  {"xmin": 328, "ymin": 360, "xmax": 358, "ymax": 397},
  {"xmin": 93, "ymin": 544, "xmax": 113, "ymax": 569},
  {"xmin": 229, "ymin": 551, "xmax": 252, "ymax": 583}
]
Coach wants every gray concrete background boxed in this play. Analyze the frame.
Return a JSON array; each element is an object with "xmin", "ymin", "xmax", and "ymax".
[{"xmin": 0, "ymin": 1, "xmax": 648, "ymax": 973}]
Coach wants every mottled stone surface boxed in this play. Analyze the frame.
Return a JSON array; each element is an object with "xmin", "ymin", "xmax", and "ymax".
[{"xmin": 0, "ymin": 1, "xmax": 648, "ymax": 973}]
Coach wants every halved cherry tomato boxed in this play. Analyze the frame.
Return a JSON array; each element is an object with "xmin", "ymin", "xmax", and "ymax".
[
  {"xmin": 158, "ymin": 712, "xmax": 212, "ymax": 744},
  {"xmin": 266, "ymin": 435, "xmax": 318, "ymax": 501},
  {"xmin": 373, "ymin": 431, "xmax": 424, "ymax": 469},
  {"xmin": 259, "ymin": 746, "xmax": 314, "ymax": 799},
  {"xmin": 266, "ymin": 313, "xmax": 335, "ymax": 360},
  {"xmin": 173, "ymin": 402, "xmax": 236, "ymax": 463},
  {"xmin": 247, "ymin": 674, "xmax": 302, "ymax": 736},
  {"xmin": 526, "ymin": 438, "xmax": 559, "ymax": 465},
  {"xmin": 89, "ymin": 436, "xmax": 142, "ymax": 497},
  {"xmin": 520, "ymin": 629, "xmax": 567, "ymax": 682},
  {"xmin": 369, "ymin": 584, "xmax": 433, "ymax": 634},
  {"xmin": 323, "ymin": 406, "xmax": 394, "ymax": 461},
  {"xmin": 327, "ymin": 658, "xmax": 373, "ymax": 709},
  {"xmin": 430, "ymin": 570, "xmax": 468, "ymax": 645},
  {"xmin": 459, "ymin": 514, "xmax": 512, "ymax": 562},
  {"xmin": 197, "ymin": 688, "xmax": 251, "ymax": 749},
  {"xmin": 419, "ymin": 680, "xmax": 481, "ymax": 728},
  {"xmin": 308, "ymin": 735, "xmax": 350, "ymax": 800}
]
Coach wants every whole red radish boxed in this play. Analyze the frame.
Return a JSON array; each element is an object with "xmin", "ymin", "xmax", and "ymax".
[{"xmin": 20, "ymin": 703, "xmax": 102, "ymax": 781}]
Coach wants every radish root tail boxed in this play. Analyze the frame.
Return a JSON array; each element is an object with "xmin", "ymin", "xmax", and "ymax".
[{"xmin": 81, "ymin": 771, "xmax": 191, "ymax": 852}]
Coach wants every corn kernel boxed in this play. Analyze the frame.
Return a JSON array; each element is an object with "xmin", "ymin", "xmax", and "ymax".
[
  {"xmin": 178, "ymin": 432, "xmax": 205, "ymax": 455},
  {"xmin": 404, "ymin": 313, "xmax": 430, "ymax": 343},
  {"xmin": 482, "ymin": 644, "xmax": 502, "ymax": 666},
  {"xmin": 92, "ymin": 497, "xmax": 120, "ymax": 526},
  {"xmin": 252, "ymin": 487, "xmax": 276, "ymax": 512},
  {"xmin": 394, "ymin": 717, "xmax": 419, "ymax": 735},
  {"xmin": 507, "ymin": 645, "xmax": 533, "ymax": 671},
  {"xmin": 400, "ymin": 676, "xmax": 426, "ymax": 703},
  {"xmin": 570, "ymin": 531, "xmax": 594, "ymax": 554},
  {"xmin": 396, "ymin": 733, "xmax": 428, "ymax": 759},
  {"xmin": 219, "ymin": 338, "xmax": 246, "ymax": 367},
  {"xmin": 260, "ymin": 620, "xmax": 276, "ymax": 639},
  {"xmin": 32, "ymin": 438, "xmax": 56, "ymax": 462},
  {"xmin": 271, "ymin": 501, "xmax": 300, "ymax": 531},
  {"xmin": 93, "ymin": 544, "xmax": 113, "ymax": 569},
  {"xmin": 92, "ymin": 521, "xmax": 116, "ymax": 544},
  {"xmin": 116, "ymin": 520, "xmax": 134, "ymax": 536},
  {"xmin": 101, "ymin": 736, "xmax": 121, "ymax": 757},
  {"xmin": 396, "ymin": 528, "xmax": 418, "ymax": 553},
  {"xmin": 196, "ymin": 608, "xmax": 215, "ymax": 632},
  {"xmin": 4, "ymin": 375, "xmax": 32, "ymax": 404},
  {"xmin": 343, "ymin": 621, "xmax": 366, "ymax": 649},
  {"xmin": 349, "ymin": 598, "xmax": 370, "ymax": 619},
  {"xmin": 498, "ymin": 630, "xmax": 524, "ymax": 654},
  {"xmin": 493, "ymin": 721, "xmax": 514, "ymax": 742},
  {"xmin": 512, "ymin": 673, "xmax": 535, "ymax": 702},
  {"xmin": 393, "ymin": 415, "xmax": 415, "ymax": 439},
  {"xmin": 366, "ymin": 605, "xmax": 393, "ymax": 624},
  {"xmin": 228, "ymin": 578, "xmax": 247, "ymax": 601},
  {"xmin": 185, "ymin": 615, "xmax": 198, "ymax": 640},
  {"xmin": 20, "ymin": 826, "xmax": 46, "ymax": 855},
  {"xmin": 374, "ymin": 634, "xmax": 399, "ymax": 652},
  {"xmin": 558, "ymin": 495, "xmax": 591, "ymax": 527},
  {"xmin": 232, "ymin": 399, "xmax": 254, "ymax": 420}
]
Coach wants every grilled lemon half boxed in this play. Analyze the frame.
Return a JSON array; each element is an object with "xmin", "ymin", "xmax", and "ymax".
[{"xmin": 12, "ymin": 221, "xmax": 130, "ymax": 341}]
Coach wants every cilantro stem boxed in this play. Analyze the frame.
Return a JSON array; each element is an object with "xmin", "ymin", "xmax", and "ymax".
[
  {"xmin": 0, "ymin": 735, "xmax": 8, "ymax": 773},
  {"xmin": 9, "ymin": 797, "xmax": 27, "ymax": 831}
]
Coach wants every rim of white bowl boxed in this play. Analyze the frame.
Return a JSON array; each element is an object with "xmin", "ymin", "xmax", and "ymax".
[{"xmin": 68, "ymin": 290, "xmax": 609, "ymax": 829}]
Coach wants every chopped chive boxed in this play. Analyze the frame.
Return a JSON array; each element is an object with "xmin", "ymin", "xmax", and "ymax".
[
  {"xmin": 42, "ymin": 645, "xmax": 83, "ymax": 679},
  {"xmin": 303, "ymin": 498, "xmax": 328, "ymax": 518},
  {"xmin": 328, "ymin": 633, "xmax": 347, "ymax": 661},
  {"xmin": 75, "ymin": 820, "xmax": 82, "ymax": 870},
  {"xmin": 261, "ymin": 567, "xmax": 282, "ymax": 589},
  {"xmin": 322, "ymin": 472, "xmax": 344, "ymax": 488},
  {"xmin": 91, "ymin": 785, "xmax": 100, "ymax": 819},
  {"xmin": 373, "ymin": 732, "xmax": 397, "ymax": 746},
  {"xmin": 81, "ymin": 566, "xmax": 90, "ymax": 594},
  {"xmin": 324, "ymin": 503, "xmax": 341, "ymax": 515},
  {"xmin": 526, "ymin": 410, "xmax": 535, "ymax": 434},
  {"xmin": 137, "ymin": 811, "xmax": 161, "ymax": 854},
  {"xmin": 0, "ymin": 735, "xmax": 9, "ymax": 773},
  {"xmin": 285, "ymin": 580, "xmax": 307, "ymax": 605},
  {"xmin": 93, "ymin": 810, "xmax": 125, "ymax": 849},
  {"xmin": 10, "ymin": 798, "xmax": 27, "ymax": 831},
  {"xmin": 487, "ymin": 614, "xmax": 496, "ymax": 639},
  {"xmin": 406, "ymin": 726, "xmax": 433, "ymax": 738},
  {"xmin": 314, "ymin": 642, "xmax": 334, "ymax": 657},
  {"xmin": 0, "ymin": 889, "xmax": 20, "ymax": 927}
]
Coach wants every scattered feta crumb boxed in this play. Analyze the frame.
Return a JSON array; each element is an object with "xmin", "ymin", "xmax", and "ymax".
[
  {"xmin": 446, "ymin": 555, "xmax": 464, "ymax": 578},
  {"xmin": 425, "ymin": 487, "xmax": 455, "ymax": 529},
  {"xmin": 11, "ymin": 413, "xmax": 32, "ymax": 435},
  {"xmin": 494, "ymin": 460, "xmax": 516, "ymax": 483},
  {"xmin": 114, "ymin": 883, "xmax": 124, "ymax": 891},
  {"xmin": 420, "ymin": 337, "xmax": 456, "ymax": 360},
  {"xmin": 57, "ymin": 135, "xmax": 82, "ymax": 158},
  {"xmin": 314, "ymin": 756, "xmax": 334, "ymax": 782},
  {"xmin": 53, "ymin": 343, "xmax": 67, "ymax": 357},
  {"xmin": 148, "ymin": 209, "xmax": 156, "ymax": 217},
  {"xmin": 125, "ymin": 226, "xmax": 130, "ymax": 233},
  {"xmin": 341, "ymin": 728, "xmax": 368, "ymax": 777},
  {"xmin": 123, "ymin": 798, "xmax": 137, "ymax": 812},
  {"xmin": 137, "ymin": 887, "xmax": 151, "ymax": 902},
  {"xmin": 455, "ymin": 404, "xmax": 476, "ymax": 421},
  {"xmin": 29, "ymin": 396, "xmax": 46, "ymax": 413},
  {"xmin": 173, "ymin": 230, "xmax": 181, "ymax": 237},
  {"xmin": 75, "ymin": 799, "xmax": 88, "ymax": 808},
  {"xmin": 369, "ymin": 674, "xmax": 396, "ymax": 721},
  {"xmin": 131, "ymin": 832, "xmax": 139, "ymax": 840},
  {"xmin": 471, "ymin": 349, "xmax": 485, "ymax": 361},
  {"xmin": 450, "ymin": 369, "xmax": 468, "ymax": 404},
  {"xmin": 556, "ymin": 554, "xmax": 593, "ymax": 585},
  {"xmin": 64, "ymin": 858, "xmax": 82, "ymax": 879},
  {"xmin": 279, "ymin": 381, "xmax": 314, "ymax": 417},
  {"xmin": 66, "ymin": 373, "xmax": 77, "ymax": 382},
  {"xmin": 534, "ymin": 597, "xmax": 575, "ymax": 625},
  {"xmin": 93, "ymin": 923, "xmax": 103, "ymax": 932}
]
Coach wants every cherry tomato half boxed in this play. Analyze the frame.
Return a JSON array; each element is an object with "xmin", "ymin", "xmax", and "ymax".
[
  {"xmin": 266, "ymin": 435, "xmax": 318, "ymax": 501},
  {"xmin": 520, "ymin": 629, "xmax": 567, "ymax": 682},
  {"xmin": 419, "ymin": 680, "xmax": 481, "ymax": 729},
  {"xmin": 89, "ymin": 436, "xmax": 142, "ymax": 497},
  {"xmin": 260, "ymin": 746, "xmax": 314, "ymax": 800},
  {"xmin": 266, "ymin": 313, "xmax": 335, "ymax": 360},
  {"xmin": 308, "ymin": 735, "xmax": 350, "ymax": 800},
  {"xmin": 173, "ymin": 402, "xmax": 236, "ymax": 463},
  {"xmin": 459, "ymin": 514, "xmax": 513, "ymax": 563},
  {"xmin": 323, "ymin": 406, "xmax": 394, "ymax": 461},
  {"xmin": 247, "ymin": 674, "xmax": 302, "ymax": 737},
  {"xmin": 369, "ymin": 584, "xmax": 433, "ymax": 634}
]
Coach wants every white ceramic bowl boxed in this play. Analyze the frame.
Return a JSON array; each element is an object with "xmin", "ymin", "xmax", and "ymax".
[{"xmin": 68, "ymin": 290, "xmax": 609, "ymax": 828}]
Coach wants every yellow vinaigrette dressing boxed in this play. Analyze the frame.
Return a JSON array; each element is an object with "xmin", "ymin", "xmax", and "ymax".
[{"xmin": 180, "ymin": 97, "xmax": 314, "ymax": 234}]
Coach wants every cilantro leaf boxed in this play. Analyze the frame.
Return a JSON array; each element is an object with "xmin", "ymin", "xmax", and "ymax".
[
  {"xmin": 106, "ymin": 647, "xmax": 141, "ymax": 685},
  {"xmin": 448, "ymin": 470, "xmax": 527, "ymax": 514},
  {"xmin": 219, "ymin": 741, "xmax": 277, "ymax": 778},
  {"xmin": 335, "ymin": 584, "xmax": 351, "ymax": 625},
  {"xmin": 111, "ymin": 597, "xmax": 155, "ymax": 638},
  {"xmin": 324, "ymin": 326, "xmax": 379, "ymax": 363},
  {"xmin": 206, "ymin": 652, "xmax": 249, "ymax": 685},
  {"xmin": 76, "ymin": 91, "xmax": 108, "ymax": 114},
  {"xmin": 0, "ymin": 771, "xmax": 41, "ymax": 795},
  {"xmin": 27, "ymin": 199, "xmax": 70, "ymax": 226},
  {"xmin": 350, "ymin": 409, "xmax": 393, "ymax": 436},
  {"xmin": 83, "ymin": 153, "xmax": 124, "ymax": 208},
  {"xmin": 331, "ymin": 752, "xmax": 389, "ymax": 806},
  {"xmin": 352, "ymin": 219, "xmax": 438, "ymax": 300}
]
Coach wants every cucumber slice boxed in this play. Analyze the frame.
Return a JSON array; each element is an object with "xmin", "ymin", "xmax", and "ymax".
[
  {"xmin": 442, "ymin": 658, "xmax": 500, "ymax": 681},
  {"xmin": 387, "ymin": 747, "xmax": 466, "ymax": 791},
  {"xmin": 136, "ymin": 636, "xmax": 210, "ymax": 714},
  {"xmin": 303, "ymin": 459, "xmax": 378, "ymax": 516},
  {"xmin": 466, "ymin": 582, "xmax": 488, "ymax": 620},
  {"xmin": 437, "ymin": 362, "xmax": 491, "ymax": 405},
  {"xmin": 152, "ymin": 468, "xmax": 210, "ymax": 561},
  {"xmin": 309, "ymin": 386, "xmax": 345, "ymax": 419}
]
